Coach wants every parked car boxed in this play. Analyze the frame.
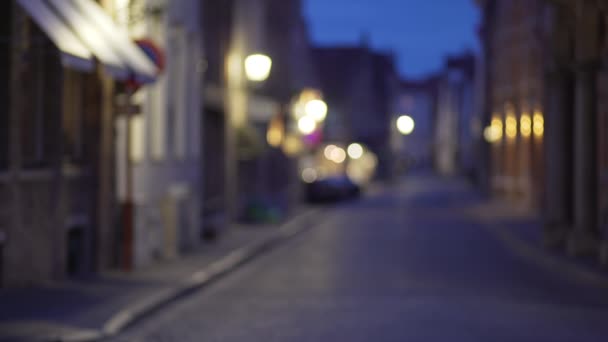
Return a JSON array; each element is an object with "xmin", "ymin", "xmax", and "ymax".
[{"xmin": 304, "ymin": 174, "xmax": 361, "ymax": 203}]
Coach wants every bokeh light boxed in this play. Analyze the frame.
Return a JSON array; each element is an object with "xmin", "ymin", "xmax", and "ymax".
[
  {"xmin": 305, "ymin": 99, "xmax": 328, "ymax": 122},
  {"xmin": 244, "ymin": 54, "xmax": 272, "ymax": 82},
  {"xmin": 298, "ymin": 116, "xmax": 317, "ymax": 135},
  {"xmin": 396, "ymin": 115, "xmax": 415, "ymax": 135},
  {"xmin": 347, "ymin": 143, "xmax": 364, "ymax": 159},
  {"xmin": 301, "ymin": 168, "xmax": 318, "ymax": 183}
]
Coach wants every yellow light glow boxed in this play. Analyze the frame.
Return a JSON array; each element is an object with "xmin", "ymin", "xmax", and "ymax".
[
  {"xmin": 491, "ymin": 117, "xmax": 503, "ymax": 129},
  {"xmin": 347, "ymin": 143, "xmax": 364, "ymax": 159},
  {"xmin": 301, "ymin": 168, "xmax": 318, "ymax": 183},
  {"xmin": 297, "ymin": 116, "xmax": 317, "ymax": 135},
  {"xmin": 396, "ymin": 115, "xmax": 415, "ymax": 135},
  {"xmin": 266, "ymin": 116, "xmax": 284, "ymax": 147},
  {"xmin": 486, "ymin": 115, "xmax": 504, "ymax": 143},
  {"xmin": 330, "ymin": 147, "xmax": 347, "ymax": 164},
  {"xmin": 267, "ymin": 126, "xmax": 283, "ymax": 147},
  {"xmin": 505, "ymin": 114, "xmax": 517, "ymax": 139},
  {"xmin": 244, "ymin": 54, "xmax": 272, "ymax": 82},
  {"xmin": 484, "ymin": 125, "xmax": 501, "ymax": 143},
  {"xmin": 520, "ymin": 113, "xmax": 532, "ymax": 138},
  {"xmin": 305, "ymin": 99, "xmax": 328, "ymax": 122},
  {"xmin": 533, "ymin": 111, "xmax": 544, "ymax": 138},
  {"xmin": 282, "ymin": 135, "xmax": 302, "ymax": 156}
]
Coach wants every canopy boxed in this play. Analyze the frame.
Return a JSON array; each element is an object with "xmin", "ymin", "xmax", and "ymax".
[{"xmin": 18, "ymin": 0, "xmax": 158, "ymax": 83}]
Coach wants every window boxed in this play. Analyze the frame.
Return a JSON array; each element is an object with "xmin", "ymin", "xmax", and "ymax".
[
  {"xmin": 18, "ymin": 17, "xmax": 62, "ymax": 169},
  {"xmin": 62, "ymin": 69, "xmax": 86, "ymax": 163}
]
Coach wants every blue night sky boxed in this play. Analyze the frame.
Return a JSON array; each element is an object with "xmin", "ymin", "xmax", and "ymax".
[{"xmin": 304, "ymin": 0, "xmax": 480, "ymax": 79}]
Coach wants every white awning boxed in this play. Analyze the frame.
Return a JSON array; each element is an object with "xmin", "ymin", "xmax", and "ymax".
[
  {"xmin": 19, "ymin": 0, "xmax": 159, "ymax": 83},
  {"xmin": 47, "ymin": 0, "xmax": 129, "ymax": 79},
  {"xmin": 70, "ymin": 0, "xmax": 158, "ymax": 83},
  {"xmin": 16, "ymin": 0, "xmax": 94, "ymax": 71}
]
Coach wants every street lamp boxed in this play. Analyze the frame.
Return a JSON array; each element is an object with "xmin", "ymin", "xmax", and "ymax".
[
  {"xmin": 347, "ymin": 143, "xmax": 364, "ymax": 160},
  {"xmin": 305, "ymin": 99, "xmax": 328, "ymax": 122},
  {"xmin": 244, "ymin": 54, "xmax": 272, "ymax": 82},
  {"xmin": 396, "ymin": 115, "xmax": 415, "ymax": 135},
  {"xmin": 297, "ymin": 115, "xmax": 317, "ymax": 135}
]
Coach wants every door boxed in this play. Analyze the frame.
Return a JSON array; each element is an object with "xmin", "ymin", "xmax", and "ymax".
[
  {"xmin": 202, "ymin": 107, "xmax": 226, "ymax": 239},
  {"xmin": 66, "ymin": 226, "xmax": 85, "ymax": 277}
]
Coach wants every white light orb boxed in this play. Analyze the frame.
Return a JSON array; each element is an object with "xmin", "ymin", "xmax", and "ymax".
[
  {"xmin": 297, "ymin": 116, "xmax": 317, "ymax": 135},
  {"xmin": 305, "ymin": 99, "xmax": 328, "ymax": 122},
  {"xmin": 330, "ymin": 147, "xmax": 346, "ymax": 164},
  {"xmin": 244, "ymin": 54, "xmax": 272, "ymax": 82},
  {"xmin": 347, "ymin": 143, "xmax": 364, "ymax": 160},
  {"xmin": 396, "ymin": 115, "xmax": 415, "ymax": 135}
]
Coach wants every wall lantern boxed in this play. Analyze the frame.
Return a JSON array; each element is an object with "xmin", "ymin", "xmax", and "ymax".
[{"xmin": 244, "ymin": 54, "xmax": 272, "ymax": 82}]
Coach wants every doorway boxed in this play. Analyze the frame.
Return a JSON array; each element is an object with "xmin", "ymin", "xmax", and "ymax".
[
  {"xmin": 202, "ymin": 107, "xmax": 226, "ymax": 240},
  {"xmin": 66, "ymin": 226, "xmax": 85, "ymax": 277}
]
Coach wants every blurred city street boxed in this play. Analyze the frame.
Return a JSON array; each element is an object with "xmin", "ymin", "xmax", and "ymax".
[
  {"xmin": 107, "ymin": 174, "xmax": 608, "ymax": 342},
  {"xmin": 4, "ymin": 1, "xmax": 608, "ymax": 341}
]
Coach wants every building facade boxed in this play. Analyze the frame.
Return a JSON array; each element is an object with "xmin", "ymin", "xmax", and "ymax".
[
  {"xmin": 434, "ymin": 53, "xmax": 477, "ymax": 178},
  {"xmin": 477, "ymin": 0, "xmax": 608, "ymax": 265},
  {"xmin": 396, "ymin": 78, "xmax": 438, "ymax": 170},
  {"xmin": 313, "ymin": 43, "xmax": 399, "ymax": 181},
  {"xmin": 201, "ymin": 0, "xmax": 319, "ymax": 228},
  {"xmin": 476, "ymin": 0, "xmax": 545, "ymax": 207},
  {"xmin": 0, "ymin": 0, "xmax": 161, "ymax": 286},
  {"xmin": 113, "ymin": 0, "xmax": 203, "ymax": 269}
]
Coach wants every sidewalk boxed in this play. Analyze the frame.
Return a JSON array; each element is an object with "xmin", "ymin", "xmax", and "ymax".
[
  {"xmin": 0, "ymin": 206, "xmax": 322, "ymax": 342},
  {"xmin": 399, "ymin": 173, "xmax": 608, "ymax": 289},
  {"xmin": 465, "ymin": 192, "xmax": 608, "ymax": 289}
]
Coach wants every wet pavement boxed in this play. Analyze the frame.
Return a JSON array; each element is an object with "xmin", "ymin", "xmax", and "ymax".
[{"xmin": 109, "ymin": 175, "xmax": 608, "ymax": 342}]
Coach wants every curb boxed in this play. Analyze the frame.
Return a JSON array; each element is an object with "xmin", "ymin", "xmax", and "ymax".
[
  {"xmin": 471, "ymin": 210, "xmax": 608, "ymax": 289},
  {"xmin": 54, "ymin": 208, "xmax": 322, "ymax": 342}
]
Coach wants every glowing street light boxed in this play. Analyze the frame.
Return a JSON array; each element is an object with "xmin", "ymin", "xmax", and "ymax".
[
  {"xmin": 324, "ymin": 144, "xmax": 337, "ymax": 160},
  {"xmin": 297, "ymin": 116, "xmax": 317, "ymax": 135},
  {"xmin": 305, "ymin": 99, "xmax": 328, "ymax": 122},
  {"xmin": 330, "ymin": 146, "xmax": 347, "ymax": 164},
  {"xmin": 244, "ymin": 54, "xmax": 272, "ymax": 82},
  {"xmin": 347, "ymin": 143, "xmax": 364, "ymax": 159},
  {"xmin": 396, "ymin": 115, "xmax": 415, "ymax": 135}
]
